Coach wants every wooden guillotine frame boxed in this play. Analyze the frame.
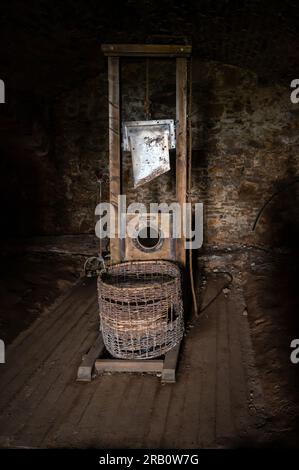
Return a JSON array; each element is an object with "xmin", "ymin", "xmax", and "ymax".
[{"xmin": 77, "ymin": 43, "xmax": 191, "ymax": 383}]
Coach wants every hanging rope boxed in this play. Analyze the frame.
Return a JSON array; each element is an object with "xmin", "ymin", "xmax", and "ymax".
[
  {"xmin": 144, "ymin": 58, "xmax": 151, "ymax": 120},
  {"xmin": 187, "ymin": 58, "xmax": 199, "ymax": 317}
]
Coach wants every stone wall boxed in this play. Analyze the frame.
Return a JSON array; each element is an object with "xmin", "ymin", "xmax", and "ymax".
[
  {"xmin": 190, "ymin": 60, "xmax": 299, "ymax": 249},
  {"xmin": 2, "ymin": 58, "xmax": 298, "ymax": 250}
]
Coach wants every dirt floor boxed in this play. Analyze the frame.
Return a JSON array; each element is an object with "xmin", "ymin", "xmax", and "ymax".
[{"xmin": 0, "ymin": 248, "xmax": 298, "ymax": 448}]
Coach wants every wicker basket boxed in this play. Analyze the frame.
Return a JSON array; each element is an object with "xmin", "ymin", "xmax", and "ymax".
[{"xmin": 97, "ymin": 260, "xmax": 184, "ymax": 359}]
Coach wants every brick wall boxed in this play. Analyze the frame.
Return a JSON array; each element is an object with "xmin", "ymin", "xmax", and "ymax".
[{"xmin": 3, "ymin": 58, "xmax": 298, "ymax": 250}]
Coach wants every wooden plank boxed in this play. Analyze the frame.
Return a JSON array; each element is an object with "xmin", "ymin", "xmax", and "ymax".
[
  {"xmin": 3, "ymin": 307, "xmax": 99, "ymax": 447},
  {"xmin": 108, "ymin": 57, "xmax": 121, "ymax": 263},
  {"xmin": 176, "ymin": 58, "xmax": 188, "ymax": 266},
  {"xmin": 198, "ymin": 279, "xmax": 218, "ymax": 447},
  {"xmin": 178, "ymin": 331, "xmax": 201, "ymax": 448},
  {"xmin": 227, "ymin": 295, "xmax": 256, "ymax": 437},
  {"xmin": 128, "ymin": 378, "xmax": 159, "ymax": 448},
  {"xmin": 36, "ymin": 329, "xmax": 101, "ymax": 447},
  {"xmin": 102, "ymin": 44, "xmax": 192, "ymax": 57},
  {"xmin": 77, "ymin": 334, "xmax": 105, "ymax": 382},
  {"xmin": 0, "ymin": 274, "xmax": 265, "ymax": 448},
  {"xmin": 95, "ymin": 359, "xmax": 164, "ymax": 373},
  {"xmin": 145, "ymin": 385, "xmax": 172, "ymax": 447},
  {"xmin": 100, "ymin": 376, "xmax": 144, "ymax": 448},
  {"xmin": 2, "ymin": 235, "xmax": 102, "ymax": 257},
  {"xmin": 0, "ymin": 277, "xmax": 87, "ymax": 372},
  {"xmin": 161, "ymin": 342, "xmax": 181, "ymax": 383},
  {"xmin": 215, "ymin": 290, "xmax": 235, "ymax": 443},
  {"xmin": 81, "ymin": 376, "xmax": 133, "ymax": 448},
  {"xmin": 0, "ymin": 279, "xmax": 97, "ymax": 410}
]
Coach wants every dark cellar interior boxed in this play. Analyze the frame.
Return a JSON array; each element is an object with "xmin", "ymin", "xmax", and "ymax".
[{"xmin": 0, "ymin": 0, "xmax": 299, "ymax": 450}]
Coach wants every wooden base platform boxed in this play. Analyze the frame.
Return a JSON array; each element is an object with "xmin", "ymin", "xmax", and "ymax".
[{"xmin": 77, "ymin": 335, "xmax": 181, "ymax": 383}]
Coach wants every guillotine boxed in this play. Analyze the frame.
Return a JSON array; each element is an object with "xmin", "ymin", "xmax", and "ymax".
[{"xmin": 77, "ymin": 44, "xmax": 191, "ymax": 383}]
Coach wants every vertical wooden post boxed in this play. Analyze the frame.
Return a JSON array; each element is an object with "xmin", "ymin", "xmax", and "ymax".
[
  {"xmin": 108, "ymin": 57, "xmax": 121, "ymax": 263},
  {"xmin": 176, "ymin": 58, "xmax": 187, "ymax": 266}
]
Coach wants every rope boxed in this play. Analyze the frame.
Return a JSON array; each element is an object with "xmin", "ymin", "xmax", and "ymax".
[
  {"xmin": 187, "ymin": 271, "xmax": 233, "ymax": 328},
  {"xmin": 144, "ymin": 58, "xmax": 151, "ymax": 120},
  {"xmin": 196, "ymin": 271, "xmax": 233, "ymax": 318}
]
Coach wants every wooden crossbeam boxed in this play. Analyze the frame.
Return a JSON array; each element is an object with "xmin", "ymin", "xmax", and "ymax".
[{"xmin": 102, "ymin": 44, "xmax": 192, "ymax": 57}]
